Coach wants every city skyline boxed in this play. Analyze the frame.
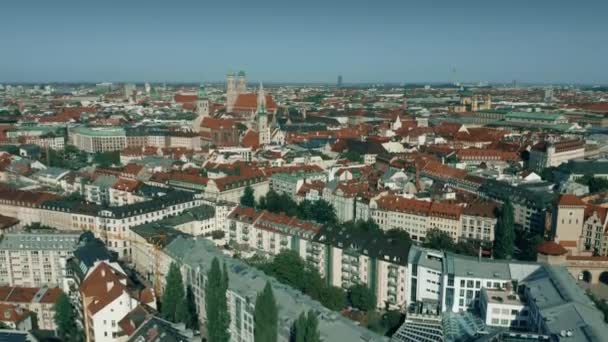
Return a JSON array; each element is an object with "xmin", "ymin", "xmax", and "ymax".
[{"xmin": 2, "ymin": 0, "xmax": 608, "ymax": 84}]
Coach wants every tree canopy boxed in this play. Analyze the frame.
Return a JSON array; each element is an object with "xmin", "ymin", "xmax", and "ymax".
[
  {"xmin": 292, "ymin": 310, "xmax": 320, "ymax": 342},
  {"xmin": 240, "ymin": 185, "xmax": 256, "ymax": 207},
  {"xmin": 54, "ymin": 291, "xmax": 82, "ymax": 342},
  {"xmin": 250, "ymin": 249, "xmax": 346, "ymax": 312},
  {"xmin": 348, "ymin": 284, "xmax": 376, "ymax": 311},
  {"xmin": 257, "ymin": 190, "xmax": 337, "ymax": 225},
  {"xmin": 577, "ymin": 174, "xmax": 608, "ymax": 193}
]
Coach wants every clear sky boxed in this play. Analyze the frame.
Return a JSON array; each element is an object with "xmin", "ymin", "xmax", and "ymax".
[{"xmin": 1, "ymin": 0, "xmax": 607, "ymax": 84}]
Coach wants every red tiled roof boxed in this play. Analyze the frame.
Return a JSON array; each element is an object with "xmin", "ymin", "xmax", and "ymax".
[
  {"xmin": 80, "ymin": 263, "xmax": 128, "ymax": 316},
  {"xmin": 558, "ymin": 194, "xmax": 586, "ymax": 207},
  {"xmin": 200, "ymin": 117, "xmax": 236, "ymax": 130},
  {"xmin": 174, "ymin": 94, "xmax": 198, "ymax": 103},
  {"xmin": 537, "ymin": 241, "xmax": 567, "ymax": 256},
  {"xmin": 0, "ymin": 303, "xmax": 31, "ymax": 323},
  {"xmin": 113, "ymin": 178, "xmax": 142, "ymax": 192},
  {"xmin": 241, "ymin": 130, "xmax": 260, "ymax": 150},
  {"xmin": 233, "ymin": 94, "xmax": 277, "ymax": 112}
]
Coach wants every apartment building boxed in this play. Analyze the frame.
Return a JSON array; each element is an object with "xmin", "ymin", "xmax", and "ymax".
[
  {"xmin": 226, "ymin": 207, "xmax": 322, "ymax": 263},
  {"xmin": 0, "ymin": 188, "xmax": 59, "ymax": 226},
  {"xmin": 204, "ymin": 175, "xmax": 268, "ymax": 204},
  {"xmin": 478, "ymin": 179, "xmax": 555, "ymax": 234},
  {"xmin": 370, "ymin": 195, "xmax": 469, "ymax": 242},
  {"xmin": 460, "ymin": 202, "xmax": 497, "ymax": 241},
  {"xmin": 270, "ymin": 171, "xmax": 325, "ymax": 200},
  {"xmin": 323, "ymin": 180, "xmax": 369, "ymax": 222},
  {"xmin": 79, "ymin": 262, "xmax": 156, "ymax": 342},
  {"xmin": 70, "ymin": 126, "xmax": 127, "ymax": 153},
  {"xmin": 163, "ymin": 236, "xmax": 386, "ymax": 342},
  {"xmin": 37, "ymin": 191, "xmax": 200, "ymax": 259},
  {"xmin": 313, "ymin": 224, "xmax": 410, "ymax": 310},
  {"xmin": 528, "ymin": 139, "xmax": 585, "ymax": 173},
  {"xmin": 0, "ymin": 286, "xmax": 62, "ymax": 330},
  {"xmin": 0, "ymin": 230, "xmax": 81, "ymax": 287}
]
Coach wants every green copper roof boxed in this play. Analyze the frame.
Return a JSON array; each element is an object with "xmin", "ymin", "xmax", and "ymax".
[{"xmin": 506, "ymin": 112, "xmax": 564, "ymax": 121}]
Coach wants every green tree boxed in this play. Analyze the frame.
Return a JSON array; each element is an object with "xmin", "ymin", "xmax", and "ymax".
[
  {"xmin": 262, "ymin": 250, "xmax": 306, "ymax": 289},
  {"xmin": 494, "ymin": 200, "xmax": 515, "ymax": 259},
  {"xmin": 318, "ymin": 286, "xmax": 347, "ymax": 311},
  {"xmin": 540, "ymin": 166, "xmax": 558, "ymax": 182},
  {"xmin": 422, "ymin": 228, "xmax": 455, "ymax": 251},
  {"xmin": 292, "ymin": 310, "xmax": 320, "ymax": 342},
  {"xmin": 516, "ymin": 231, "xmax": 544, "ymax": 261},
  {"xmin": 54, "ymin": 292, "xmax": 82, "ymax": 342},
  {"xmin": 176, "ymin": 286, "xmax": 199, "ymax": 330},
  {"xmin": 93, "ymin": 151, "xmax": 120, "ymax": 167},
  {"xmin": 240, "ymin": 185, "xmax": 256, "ymax": 207},
  {"xmin": 343, "ymin": 150, "xmax": 363, "ymax": 163},
  {"xmin": 348, "ymin": 284, "xmax": 376, "ymax": 311},
  {"xmin": 162, "ymin": 262, "xmax": 185, "ymax": 322},
  {"xmin": 205, "ymin": 258, "xmax": 230, "ymax": 342},
  {"xmin": 308, "ymin": 200, "xmax": 337, "ymax": 224},
  {"xmin": 254, "ymin": 282, "xmax": 278, "ymax": 342}
]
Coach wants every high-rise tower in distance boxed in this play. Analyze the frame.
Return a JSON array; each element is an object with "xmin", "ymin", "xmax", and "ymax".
[{"xmin": 337, "ymin": 75, "xmax": 343, "ymax": 88}]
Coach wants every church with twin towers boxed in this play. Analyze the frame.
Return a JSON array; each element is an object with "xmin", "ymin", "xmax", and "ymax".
[{"xmin": 192, "ymin": 71, "xmax": 278, "ymax": 146}]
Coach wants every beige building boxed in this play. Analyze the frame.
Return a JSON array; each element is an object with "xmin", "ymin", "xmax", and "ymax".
[{"xmin": 0, "ymin": 230, "xmax": 81, "ymax": 287}]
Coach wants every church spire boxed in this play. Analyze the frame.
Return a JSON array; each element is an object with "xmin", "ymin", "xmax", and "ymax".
[
  {"xmin": 197, "ymin": 82, "xmax": 206, "ymax": 99},
  {"xmin": 257, "ymin": 82, "xmax": 266, "ymax": 114}
]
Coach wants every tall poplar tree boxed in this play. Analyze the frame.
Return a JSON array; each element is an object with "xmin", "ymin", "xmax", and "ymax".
[
  {"xmin": 162, "ymin": 262, "xmax": 185, "ymax": 322},
  {"xmin": 254, "ymin": 281, "xmax": 278, "ymax": 342},
  {"xmin": 206, "ymin": 258, "xmax": 230, "ymax": 342},
  {"xmin": 293, "ymin": 310, "xmax": 320, "ymax": 342},
  {"xmin": 494, "ymin": 200, "xmax": 515, "ymax": 259}
]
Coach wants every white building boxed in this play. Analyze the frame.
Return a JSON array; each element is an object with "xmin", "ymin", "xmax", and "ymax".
[{"xmin": 0, "ymin": 230, "xmax": 81, "ymax": 287}]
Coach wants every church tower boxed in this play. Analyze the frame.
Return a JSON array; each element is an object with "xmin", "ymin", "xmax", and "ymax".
[
  {"xmin": 226, "ymin": 73, "xmax": 237, "ymax": 113},
  {"xmin": 193, "ymin": 83, "xmax": 209, "ymax": 132},
  {"xmin": 257, "ymin": 83, "xmax": 270, "ymax": 146},
  {"xmin": 237, "ymin": 71, "xmax": 247, "ymax": 94}
]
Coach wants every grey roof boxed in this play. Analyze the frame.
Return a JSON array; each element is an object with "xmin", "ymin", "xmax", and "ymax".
[
  {"xmin": 443, "ymin": 252, "xmax": 511, "ymax": 280},
  {"xmin": 408, "ymin": 246, "xmax": 443, "ymax": 271},
  {"xmin": 523, "ymin": 265, "xmax": 608, "ymax": 342},
  {"xmin": 479, "ymin": 179, "xmax": 556, "ymax": 209},
  {"xmin": 41, "ymin": 190, "xmax": 196, "ymax": 219},
  {"xmin": 32, "ymin": 166, "xmax": 70, "ymax": 179},
  {"xmin": 0, "ymin": 230, "xmax": 81, "ymax": 251},
  {"xmin": 314, "ymin": 224, "xmax": 411, "ymax": 266},
  {"xmin": 92, "ymin": 174, "xmax": 117, "ymax": 188},
  {"xmin": 0, "ymin": 331, "xmax": 38, "ymax": 342},
  {"xmin": 164, "ymin": 236, "xmax": 387, "ymax": 342}
]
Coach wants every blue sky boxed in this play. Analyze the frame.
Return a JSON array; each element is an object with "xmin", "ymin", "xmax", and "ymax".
[{"xmin": 1, "ymin": 0, "xmax": 607, "ymax": 84}]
